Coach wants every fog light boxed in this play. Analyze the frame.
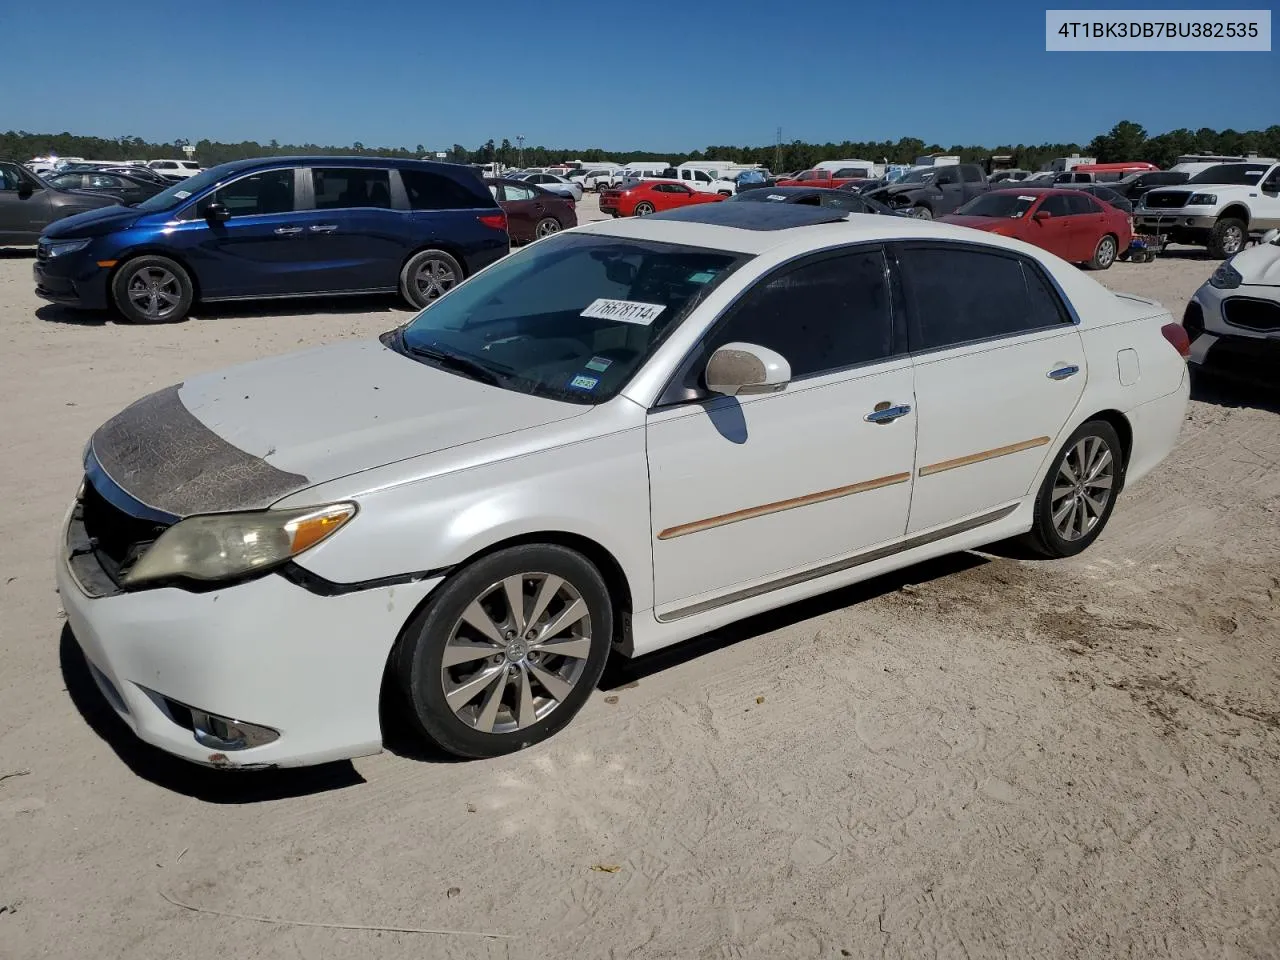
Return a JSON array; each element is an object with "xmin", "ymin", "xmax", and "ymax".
[{"xmin": 190, "ymin": 708, "xmax": 279, "ymax": 751}]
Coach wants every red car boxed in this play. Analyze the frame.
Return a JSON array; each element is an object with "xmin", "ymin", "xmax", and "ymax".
[
  {"xmin": 776, "ymin": 167, "xmax": 872, "ymax": 190},
  {"xmin": 599, "ymin": 180, "xmax": 727, "ymax": 217},
  {"xmin": 941, "ymin": 187, "xmax": 1133, "ymax": 270},
  {"xmin": 486, "ymin": 178, "xmax": 578, "ymax": 243}
]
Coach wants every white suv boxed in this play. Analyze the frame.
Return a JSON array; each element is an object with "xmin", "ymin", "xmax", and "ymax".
[
  {"xmin": 146, "ymin": 159, "xmax": 203, "ymax": 182},
  {"xmin": 1137, "ymin": 161, "xmax": 1280, "ymax": 257}
]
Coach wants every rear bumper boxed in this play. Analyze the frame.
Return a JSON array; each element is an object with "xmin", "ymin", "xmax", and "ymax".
[{"xmin": 33, "ymin": 255, "xmax": 111, "ymax": 310}]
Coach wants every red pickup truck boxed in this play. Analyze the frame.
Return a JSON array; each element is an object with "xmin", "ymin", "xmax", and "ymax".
[{"xmin": 776, "ymin": 166, "xmax": 874, "ymax": 189}]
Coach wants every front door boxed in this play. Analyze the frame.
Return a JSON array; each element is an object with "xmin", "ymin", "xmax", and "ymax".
[
  {"xmin": 1027, "ymin": 194, "xmax": 1077, "ymax": 261},
  {"xmin": 646, "ymin": 246, "xmax": 916, "ymax": 610},
  {"xmin": 0, "ymin": 163, "xmax": 52, "ymax": 244},
  {"xmin": 894, "ymin": 242, "xmax": 1086, "ymax": 534},
  {"xmin": 165, "ymin": 167, "xmax": 307, "ymax": 298}
]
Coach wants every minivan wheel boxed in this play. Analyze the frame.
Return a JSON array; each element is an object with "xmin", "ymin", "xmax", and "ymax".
[
  {"xmin": 111, "ymin": 256, "xmax": 194, "ymax": 323},
  {"xmin": 400, "ymin": 249, "xmax": 462, "ymax": 310},
  {"xmin": 1022, "ymin": 420, "xmax": 1124, "ymax": 559},
  {"xmin": 397, "ymin": 544, "xmax": 613, "ymax": 759}
]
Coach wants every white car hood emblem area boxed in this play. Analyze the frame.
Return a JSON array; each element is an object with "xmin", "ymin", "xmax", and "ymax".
[{"xmin": 90, "ymin": 337, "xmax": 587, "ymax": 517}]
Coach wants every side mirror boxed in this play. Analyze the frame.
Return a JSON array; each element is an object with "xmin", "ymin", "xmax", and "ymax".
[
  {"xmin": 1262, "ymin": 228, "xmax": 1280, "ymax": 246},
  {"xmin": 17, "ymin": 182, "xmax": 34, "ymax": 199},
  {"xmin": 1033, "ymin": 210, "xmax": 1052, "ymax": 221},
  {"xmin": 204, "ymin": 201, "xmax": 231, "ymax": 223},
  {"xmin": 705, "ymin": 342, "xmax": 791, "ymax": 396}
]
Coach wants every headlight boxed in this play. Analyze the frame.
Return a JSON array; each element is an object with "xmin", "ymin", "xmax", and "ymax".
[
  {"xmin": 1208, "ymin": 261, "xmax": 1243, "ymax": 289},
  {"xmin": 1188, "ymin": 193, "xmax": 1217, "ymax": 206},
  {"xmin": 123, "ymin": 502, "xmax": 356, "ymax": 586},
  {"xmin": 46, "ymin": 238, "xmax": 91, "ymax": 258}
]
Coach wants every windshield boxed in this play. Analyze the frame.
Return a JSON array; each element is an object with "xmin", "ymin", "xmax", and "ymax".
[
  {"xmin": 400, "ymin": 234, "xmax": 746, "ymax": 404},
  {"xmin": 132, "ymin": 166, "xmax": 229, "ymax": 212},
  {"xmin": 955, "ymin": 193, "xmax": 1036, "ymax": 218},
  {"xmin": 895, "ymin": 168, "xmax": 937, "ymax": 184},
  {"xmin": 1187, "ymin": 164, "xmax": 1268, "ymax": 185}
]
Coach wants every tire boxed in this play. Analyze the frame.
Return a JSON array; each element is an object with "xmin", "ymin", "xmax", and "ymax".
[
  {"xmin": 1022, "ymin": 420, "xmax": 1124, "ymax": 559},
  {"xmin": 399, "ymin": 249, "xmax": 463, "ymax": 310},
  {"xmin": 1088, "ymin": 234, "xmax": 1118, "ymax": 270},
  {"xmin": 908, "ymin": 205, "xmax": 933, "ymax": 220},
  {"xmin": 717, "ymin": 190, "xmax": 732, "ymax": 197},
  {"xmin": 633, "ymin": 201, "xmax": 655, "ymax": 217},
  {"xmin": 110, "ymin": 255, "xmax": 194, "ymax": 323},
  {"xmin": 1208, "ymin": 217, "xmax": 1246, "ymax": 258},
  {"xmin": 534, "ymin": 217, "xmax": 561, "ymax": 240},
  {"xmin": 396, "ymin": 544, "xmax": 614, "ymax": 759}
]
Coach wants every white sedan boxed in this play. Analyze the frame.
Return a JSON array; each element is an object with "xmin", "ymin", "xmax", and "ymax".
[
  {"xmin": 58, "ymin": 204, "xmax": 1190, "ymax": 768},
  {"xmin": 1183, "ymin": 228, "xmax": 1280, "ymax": 387},
  {"xmin": 515, "ymin": 172, "xmax": 584, "ymax": 202}
]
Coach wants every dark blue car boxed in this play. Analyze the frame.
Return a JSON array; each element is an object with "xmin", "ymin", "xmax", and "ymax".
[{"xmin": 34, "ymin": 156, "xmax": 509, "ymax": 323}]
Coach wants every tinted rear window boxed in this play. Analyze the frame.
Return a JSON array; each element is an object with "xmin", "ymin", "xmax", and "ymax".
[
  {"xmin": 1187, "ymin": 164, "xmax": 1268, "ymax": 185},
  {"xmin": 401, "ymin": 169, "xmax": 494, "ymax": 210}
]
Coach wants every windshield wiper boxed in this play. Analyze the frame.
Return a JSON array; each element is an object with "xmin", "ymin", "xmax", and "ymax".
[{"xmin": 404, "ymin": 341, "xmax": 505, "ymax": 385}]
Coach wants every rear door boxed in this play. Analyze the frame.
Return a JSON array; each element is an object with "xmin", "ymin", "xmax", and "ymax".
[
  {"xmin": 297, "ymin": 165, "xmax": 404, "ymax": 292},
  {"xmin": 895, "ymin": 242, "xmax": 1085, "ymax": 533},
  {"xmin": 498, "ymin": 181, "xmax": 538, "ymax": 242},
  {"xmin": 0, "ymin": 163, "xmax": 53, "ymax": 243},
  {"xmin": 163, "ymin": 166, "xmax": 306, "ymax": 298},
  {"xmin": 1064, "ymin": 193, "xmax": 1105, "ymax": 260}
]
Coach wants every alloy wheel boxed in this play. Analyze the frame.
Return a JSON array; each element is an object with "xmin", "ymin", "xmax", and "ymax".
[
  {"xmin": 1222, "ymin": 225, "xmax": 1244, "ymax": 254},
  {"xmin": 414, "ymin": 259, "xmax": 458, "ymax": 302},
  {"xmin": 535, "ymin": 218, "xmax": 561, "ymax": 239},
  {"xmin": 1096, "ymin": 236, "xmax": 1116, "ymax": 267},
  {"xmin": 634, "ymin": 202, "xmax": 654, "ymax": 216},
  {"xmin": 440, "ymin": 574, "xmax": 593, "ymax": 734},
  {"xmin": 126, "ymin": 267, "xmax": 182, "ymax": 320},
  {"xmin": 1050, "ymin": 436, "xmax": 1115, "ymax": 541}
]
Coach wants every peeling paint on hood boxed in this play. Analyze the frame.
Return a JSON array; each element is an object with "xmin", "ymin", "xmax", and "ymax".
[{"xmin": 89, "ymin": 338, "xmax": 589, "ymax": 517}]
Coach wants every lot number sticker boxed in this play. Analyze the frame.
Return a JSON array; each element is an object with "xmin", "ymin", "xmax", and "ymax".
[{"xmin": 581, "ymin": 298, "xmax": 666, "ymax": 326}]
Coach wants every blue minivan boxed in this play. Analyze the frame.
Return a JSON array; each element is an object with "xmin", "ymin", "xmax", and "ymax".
[{"xmin": 34, "ymin": 156, "xmax": 509, "ymax": 323}]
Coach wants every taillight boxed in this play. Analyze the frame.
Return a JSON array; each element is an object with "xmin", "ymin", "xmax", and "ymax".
[
  {"xmin": 1161, "ymin": 322, "xmax": 1191, "ymax": 359},
  {"xmin": 478, "ymin": 212, "xmax": 507, "ymax": 232}
]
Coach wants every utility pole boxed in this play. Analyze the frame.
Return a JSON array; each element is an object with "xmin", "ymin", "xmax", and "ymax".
[
  {"xmin": 516, "ymin": 135, "xmax": 525, "ymax": 170},
  {"xmin": 775, "ymin": 127, "xmax": 782, "ymax": 173}
]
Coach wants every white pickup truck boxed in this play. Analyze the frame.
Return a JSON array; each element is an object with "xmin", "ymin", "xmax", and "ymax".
[
  {"xmin": 1136, "ymin": 160, "xmax": 1280, "ymax": 258},
  {"xmin": 637, "ymin": 167, "xmax": 736, "ymax": 195}
]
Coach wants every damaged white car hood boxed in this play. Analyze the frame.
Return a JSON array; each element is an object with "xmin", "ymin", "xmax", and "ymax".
[{"xmin": 88, "ymin": 338, "xmax": 588, "ymax": 517}]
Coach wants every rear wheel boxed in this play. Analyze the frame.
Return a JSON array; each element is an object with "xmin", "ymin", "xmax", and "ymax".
[
  {"xmin": 1088, "ymin": 234, "xmax": 1118, "ymax": 270},
  {"xmin": 400, "ymin": 249, "xmax": 462, "ymax": 309},
  {"xmin": 396, "ymin": 544, "xmax": 613, "ymax": 758},
  {"xmin": 1208, "ymin": 217, "xmax": 1246, "ymax": 258},
  {"xmin": 534, "ymin": 217, "xmax": 561, "ymax": 239},
  {"xmin": 111, "ymin": 255, "xmax": 193, "ymax": 323},
  {"xmin": 1022, "ymin": 420, "xmax": 1124, "ymax": 558},
  {"xmin": 633, "ymin": 201, "xmax": 655, "ymax": 217}
]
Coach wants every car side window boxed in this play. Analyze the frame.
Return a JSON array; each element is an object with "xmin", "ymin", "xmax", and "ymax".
[
  {"xmin": 0, "ymin": 165, "xmax": 20, "ymax": 190},
  {"xmin": 506, "ymin": 183, "xmax": 535, "ymax": 201},
  {"xmin": 1065, "ymin": 193, "xmax": 1098, "ymax": 215},
  {"xmin": 700, "ymin": 248, "xmax": 895, "ymax": 383},
  {"xmin": 824, "ymin": 195, "xmax": 866, "ymax": 212},
  {"xmin": 960, "ymin": 166, "xmax": 982, "ymax": 183},
  {"xmin": 898, "ymin": 245, "xmax": 1071, "ymax": 352},
  {"xmin": 312, "ymin": 168, "xmax": 392, "ymax": 210},
  {"xmin": 1038, "ymin": 194, "xmax": 1072, "ymax": 217},
  {"xmin": 199, "ymin": 169, "xmax": 296, "ymax": 217},
  {"xmin": 402, "ymin": 170, "xmax": 486, "ymax": 210}
]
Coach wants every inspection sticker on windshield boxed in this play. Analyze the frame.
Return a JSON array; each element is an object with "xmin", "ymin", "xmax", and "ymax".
[
  {"xmin": 1018, "ymin": 195, "xmax": 1037, "ymax": 201},
  {"xmin": 174, "ymin": 190, "xmax": 192, "ymax": 199},
  {"xmin": 581, "ymin": 298, "xmax": 665, "ymax": 325},
  {"xmin": 568, "ymin": 375, "xmax": 599, "ymax": 391},
  {"xmin": 585, "ymin": 356, "xmax": 612, "ymax": 373},
  {"xmin": 687, "ymin": 271, "xmax": 717, "ymax": 284},
  {"xmin": 766, "ymin": 194, "xmax": 787, "ymax": 201}
]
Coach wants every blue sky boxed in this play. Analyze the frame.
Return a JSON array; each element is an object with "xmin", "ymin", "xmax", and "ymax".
[{"xmin": 2, "ymin": 0, "xmax": 1275, "ymax": 151}]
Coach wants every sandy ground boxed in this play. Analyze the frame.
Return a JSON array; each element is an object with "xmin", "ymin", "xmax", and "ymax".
[{"xmin": 1, "ymin": 199, "xmax": 1278, "ymax": 960}]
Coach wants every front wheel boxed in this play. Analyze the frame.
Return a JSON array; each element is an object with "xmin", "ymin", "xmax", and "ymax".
[
  {"xmin": 111, "ymin": 255, "xmax": 194, "ymax": 323},
  {"xmin": 1088, "ymin": 234, "xmax": 1118, "ymax": 270},
  {"xmin": 633, "ymin": 201, "xmax": 655, "ymax": 217},
  {"xmin": 400, "ymin": 249, "xmax": 462, "ymax": 310},
  {"xmin": 908, "ymin": 205, "xmax": 933, "ymax": 220},
  {"xmin": 1208, "ymin": 217, "xmax": 1246, "ymax": 258},
  {"xmin": 396, "ymin": 544, "xmax": 613, "ymax": 758},
  {"xmin": 1022, "ymin": 420, "xmax": 1124, "ymax": 558}
]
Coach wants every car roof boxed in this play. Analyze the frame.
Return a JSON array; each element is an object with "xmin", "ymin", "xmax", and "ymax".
[
  {"xmin": 207, "ymin": 156, "xmax": 472, "ymax": 175},
  {"xmin": 648, "ymin": 202, "xmax": 852, "ymax": 231}
]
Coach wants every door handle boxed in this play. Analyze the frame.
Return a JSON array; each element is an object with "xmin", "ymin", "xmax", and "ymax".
[
  {"xmin": 864, "ymin": 403, "xmax": 912, "ymax": 424},
  {"xmin": 309, "ymin": 224, "xmax": 338, "ymax": 233},
  {"xmin": 1047, "ymin": 364, "xmax": 1080, "ymax": 380},
  {"xmin": 273, "ymin": 226, "xmax": 304, "ymax": 235}
]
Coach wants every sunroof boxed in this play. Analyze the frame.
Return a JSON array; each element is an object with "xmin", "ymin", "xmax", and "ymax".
[{"xmin": 647, "ymin": 203, "xmax": 850, "ymax": 230}]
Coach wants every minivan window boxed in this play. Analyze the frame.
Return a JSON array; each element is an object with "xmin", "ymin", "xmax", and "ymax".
[
  {"xmin": 312, "ymin": 168, "xmax": 392, "ymax": 209},
  {"xmin": 401, "ymin": 169, "xmax": 488, "ymax": 210},
  {"xmin": 199, "ymin": 169, "xmax": 296, "ymax": 217},
  {"xmin": 899, "ymin": 246, "xmax": 1070, "ymax": 351},
  {"xmin": 399, "ymin": 234, "xmax": 744, "ymax": 404}
]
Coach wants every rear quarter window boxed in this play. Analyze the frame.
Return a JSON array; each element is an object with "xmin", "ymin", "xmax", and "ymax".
[{"xmin": 401, "ymin": 169, "xmax": 493, "ymax": 210}]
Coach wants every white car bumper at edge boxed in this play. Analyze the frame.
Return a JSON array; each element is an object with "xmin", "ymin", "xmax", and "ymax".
[{"xmin": 56, "ymin": 508, "xmax": 440, "ymax": 768}]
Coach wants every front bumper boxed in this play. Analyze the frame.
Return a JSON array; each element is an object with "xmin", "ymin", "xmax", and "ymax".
[
  {"xmin": 1185, "ymin": 286, "xmax": 1280, "ymax": 388},
  {"xmin": 56, "ymin": 505, "xmax": 440, "ymax": 769},
  {"xmin": 33, "ymin": 252, "xmax": 112, "ymax": 310}
]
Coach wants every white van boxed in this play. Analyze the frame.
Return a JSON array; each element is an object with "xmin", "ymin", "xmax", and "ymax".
[{"xmin": 621, "ymin": 161, "xmax": 670, "ymax": 176}]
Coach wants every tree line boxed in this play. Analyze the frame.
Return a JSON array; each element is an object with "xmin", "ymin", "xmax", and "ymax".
[{"xmin": 3, "ymin": 121, "xmax": 1278, "ymax": 173}]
